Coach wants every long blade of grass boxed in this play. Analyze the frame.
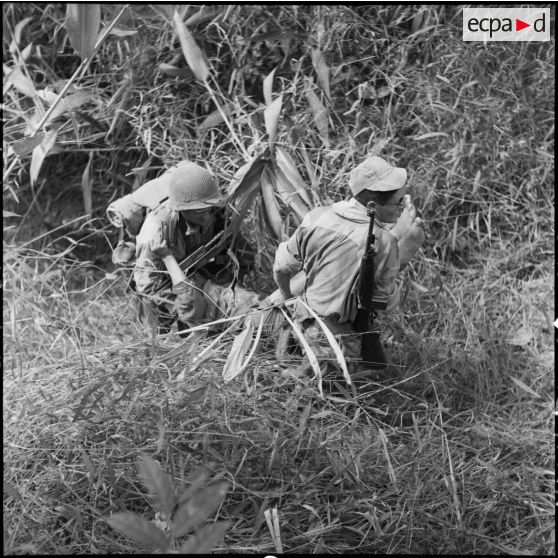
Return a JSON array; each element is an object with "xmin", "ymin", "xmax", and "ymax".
[
  {"xmin": 263, "ymin": 67, "xmax": 277, "ymax": 107},
  {"xmin": 172, "ymin": 9, "xmax": 209, "ymax": 83},
  {"xmin": 280, "ymin": 308, "xmax": 323, "ymax": 397},
  {"xmin": 81, "ymin": 151, "xmax": 93, "ymax": 217},
  {"xmin": 65, "ymin": 4, "xmax": 101, "ymax": 60},
  {"xmin": 296, "ymin": 297, "xmax": 351, "ymax": 386},
  {"xmin": 275, "ymin": 146, "xmax": 313, "ymax": 207},
  {"xmin": 223, "ymin": 319, "xmax": 254, "ymax": 383},
  {"xmin": 304, "ymin": 77, "xmax": 329, "ymax": 145},
  {"xmin": 260, "ymin": 166, "xmax": 284, "ymax": 240},
  {"xmin": 30, "ymin": 130, "xmax": 57, "ymax": 186},
  {"xmin": 264, "ymin": 95, "xmax": 282, "ymax": 145},
  {"xmin": 311, "ymin": 48, "xmax": 331, "ymax": 100}
]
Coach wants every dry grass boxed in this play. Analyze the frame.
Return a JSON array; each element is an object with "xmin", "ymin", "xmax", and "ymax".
[{"xmin": 3, "ymin": 3, "xmax": 555, "ymax": 555}]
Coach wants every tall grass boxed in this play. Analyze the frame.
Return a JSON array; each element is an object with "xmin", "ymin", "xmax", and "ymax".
[{"xmin": 3, "ymin": 3, "xmax": 554, "ymax": 555}]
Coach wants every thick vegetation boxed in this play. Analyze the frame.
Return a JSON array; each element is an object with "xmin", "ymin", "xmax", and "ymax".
[{"xmin": 3, "ymin": 4, "xmax": 554, "ymax": 555}]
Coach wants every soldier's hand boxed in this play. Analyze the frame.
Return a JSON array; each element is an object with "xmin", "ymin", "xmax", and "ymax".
[
  {"xmin": 149, "ymin": 237, "xmax": 172, "ymax": 258},
  {"xmin": 172, "ymin": 280, "xmax": 189, "ymax": 296},
  {"xmin": 262, "ymin": 289, "xmax": 287, "ymax": 307}
]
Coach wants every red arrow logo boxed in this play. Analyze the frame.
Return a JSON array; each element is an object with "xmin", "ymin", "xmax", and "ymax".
[{"xmin": 516, "ymin": 18, "xmax": 530, "ymax": 31}]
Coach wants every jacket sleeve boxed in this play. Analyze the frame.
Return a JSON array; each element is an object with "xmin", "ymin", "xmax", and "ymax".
[
  {"xmin": 133, "ymin": 212, "xmax": 166, "ymax": 295},
  {"xmin": 274, "ymin": 235, "xmax": 304, "ymax": 277},
  {"xmin": 273, "ymin": 214, "xmax": 312, "ymax": 277}
]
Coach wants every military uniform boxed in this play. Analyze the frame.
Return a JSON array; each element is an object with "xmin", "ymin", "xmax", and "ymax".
[{"xmin": 273, "ymin": 198, "xmax": 400, "ymax": 363}]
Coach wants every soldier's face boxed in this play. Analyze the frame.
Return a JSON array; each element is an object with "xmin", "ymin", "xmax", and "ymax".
[
  {"xmin": 181, "ymin": 208, "xmax": 212, "ymax": 226},
  {"xmin": 376, "ymin": 187, "xmax": 406, "ymax": 223}
]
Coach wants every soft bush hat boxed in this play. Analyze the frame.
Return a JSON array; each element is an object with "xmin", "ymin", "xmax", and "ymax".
[
  {"xmin": 349, "ymin": 155, "xmax": 407, "ymax": 195},
  {"xmin": 168, "ymin": 161, "xmax": 223, "ymax": 210}
]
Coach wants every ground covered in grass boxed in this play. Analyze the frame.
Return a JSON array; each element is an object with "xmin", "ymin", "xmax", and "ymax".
[
  {"xmin": 3, "ymin": 3, "xmax": 555, "ymax": 555},
  {"xmin": 3, "ymin": 252, "xmax": 554, "ymax": 554}
]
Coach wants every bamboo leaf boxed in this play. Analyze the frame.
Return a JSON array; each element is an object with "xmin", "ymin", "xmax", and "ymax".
[
  {"xmin": 11, "ymin": 133, "xmax": 46, "ymax": 157},
  {"xmin": 311, "ymin": 48, "xmax": 331, "ymax": 100},
  {"xmin": 138, "ymin": 455, "xmax": 176, "ymax": 518},
  {"xmin": 30, "ymin": 130, "xmax": 57, "ymax": 186},
  {"xmin": 81, "ymin": 152, "xmax": 93, "ymax": 217},
  {"xmin": 179, "ymin": 521, "xmax": 231, "ymax": 554},
  {"xmin": 199, "ymin": 102, "xmax": 235, "ymax": 130},
  {"xmin": 304, "ymin": 78, "xmax": 329, "ymax": 145},
  {"xmin": 274, "ymin": 147, "xmax": 312, "ymax": 207},
  {"xmin": 264, "ymin": 95, "xmax": 282, "ymax": 145},
  {"xmin": 510, "ymin": 376, "xmax": 540, "ymax": 398},
  {"xmin": 172, "ymin": 482, "xmax": 229, "ymax": 537},
  {"xmin": 223, "ymin": 319, "xmax": 254, "ymax": 383},
  {"xmin": 263, "ymin": 67, "xmax": 277, "ymax": 107},
  {"xmin": 108, "ymin": 25, "xmax": 138, "ymax": 38},
  {"xmin": 280, "ymin": 308, "xmax": 323, "ymax": 396},
  {"xmin": 172, "ymin": 10, "xmax": 209, "ymax": 83},
  {"xmin": 6, "ymin": 66, "xmax": 35, "ymax": 98},
  {"xmin": 65, "ymin": 4, "xmax": 101, "ymax": 60},
  {"xmin": 296, "ymin": 297, "xmax": 351, "ymax": 386},
  {"xmin": 157, "ymin": 63, "xmax": 190, "ymax": 78},
  {"xmin": 260, "ymin": 166, "xmax": 284, "ymax": 240},
  {"xmin": 226, "ymin": 155, "xmax": 267, "ymax": 200},
  {"xmin": 47, "ymin": 91, "xmax": 95, "ymax": 125},
  {"xmin": 3, "ymin": 211, "xmax": 21, "ymax": 219},
  {"xmin": 11, "ymin": 17, "xmax": 34, "ymax": 49},
  {"xmin": 105, "ymin": 512, "xmax": 170, "ymax": 550}
]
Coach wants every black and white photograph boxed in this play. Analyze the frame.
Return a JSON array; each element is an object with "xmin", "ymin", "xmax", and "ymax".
[{"xmin": 3, "ymin": 3, "xmax": 554, "ymax": 554}]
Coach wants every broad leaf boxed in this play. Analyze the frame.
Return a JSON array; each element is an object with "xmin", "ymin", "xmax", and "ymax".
[
  {"xmin": 304, "ymin": 79, "xmax": 329, "ymax": 145},
  {"xmin": 46, "ymin": 91, "xmax": 95, "ymax": 124},
  {"xmin": 179, "ymin": 521, "xmax": 231, "ymax": 553},
  {"xmin": 311, "ymin": 48, "xmax": 331, "ymax": 100},
  {"xmin": 263, "ymin": 67, "xmax": 277, "ymax": 107},
  {"xmin": 274, "ymin": 147, "xmax": 312, "ymax": 207},
  {"xmin": 223, "ymin": 320, "xmax": 254, "ymax": 383},
  {"xmin": 199, "ymin": 102, "xmax": 235, "ymax": 130},
  {"xmin": 30, "ymin": 130, "xmax": 57, "ymax": 186},
  {"xmin": 11, "ymin": 17, "xmax": 33, "ymax": 49},
  {"xmin": 138, "ymin": 455, "xmax": 176, "ymax": 518},
  {"xmin": 172, "ymin": 10, "xmax": 209, "ymax": 83},
  {"xmin": 65, "ymin": 4, "xmax": 101, "ymax": 60},
  {"xmin": 6, "ymin": 66, "xmax": 35, "ymax": 98},
  {"xmin": 226, "ymin": 155, "xmax": 267, "ymax": 200},
  {"xmin": 158, "ymin": 63, "xmax": 190, "ymax": 78},
  {"xmin": 81, "ymin": 153, "xmax": 93, "ymax": 217},
  {"xmin": 11, "ymin": 133, "xmax": 46, "ymax": 157},
  {"xmin": 172, "ymin": 482, "xmax": 229, "ymax": 538},
  {"xmin": 260, "ymin": 166, "xmax": 283, "ymax": 240},
  {"xmin": 108, "ymin": 25, "xmax": 138, "ymax": 37},
  {"xmin": 280, "ymin": 308, "xmax": 323, "ymax": 396},
  {"xmin": 105, "ymin": 512, "xmax": 170, "ymax": 550},
  {"xmin": 297, "ymin": 297, "xmax": 351, "ymax": 386},
  {"xmin": 264, "ymin": 95, "xmax": 282, "ymax": 145}
]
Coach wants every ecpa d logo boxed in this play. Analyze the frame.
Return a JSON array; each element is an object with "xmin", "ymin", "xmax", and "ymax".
[{"xmin": 463, "ymin": 8, "xmax": 550, "ymax": 42}]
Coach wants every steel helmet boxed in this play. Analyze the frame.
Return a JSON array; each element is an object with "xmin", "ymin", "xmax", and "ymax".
[{"xmin": 167, "ymin": 161, "xmax": 223, "ymax": 210}]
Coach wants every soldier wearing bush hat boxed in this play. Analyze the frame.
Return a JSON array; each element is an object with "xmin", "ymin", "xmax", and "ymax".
[{"xmin": 271, "ymin": 154, "xmax": 424, "ymax": 380}]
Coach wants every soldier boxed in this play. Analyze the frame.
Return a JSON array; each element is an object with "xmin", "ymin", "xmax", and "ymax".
[
  {"xmin": 271, "ymin": 155, "xmax": 425, "ymax": 377},
  {"xmin": 110, "ymin": 161, "xmax": 260, "ymax": 335}
]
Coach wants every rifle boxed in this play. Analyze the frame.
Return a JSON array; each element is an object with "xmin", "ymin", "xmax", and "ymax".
[{"xmin": 352, "ymin": 201, "xmax": 387, "ymax": 369}]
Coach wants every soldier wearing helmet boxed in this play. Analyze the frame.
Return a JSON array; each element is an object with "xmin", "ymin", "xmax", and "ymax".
[{"xmin": 129, "ymin": 161, "xmax": 260, "ymax": 335}]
